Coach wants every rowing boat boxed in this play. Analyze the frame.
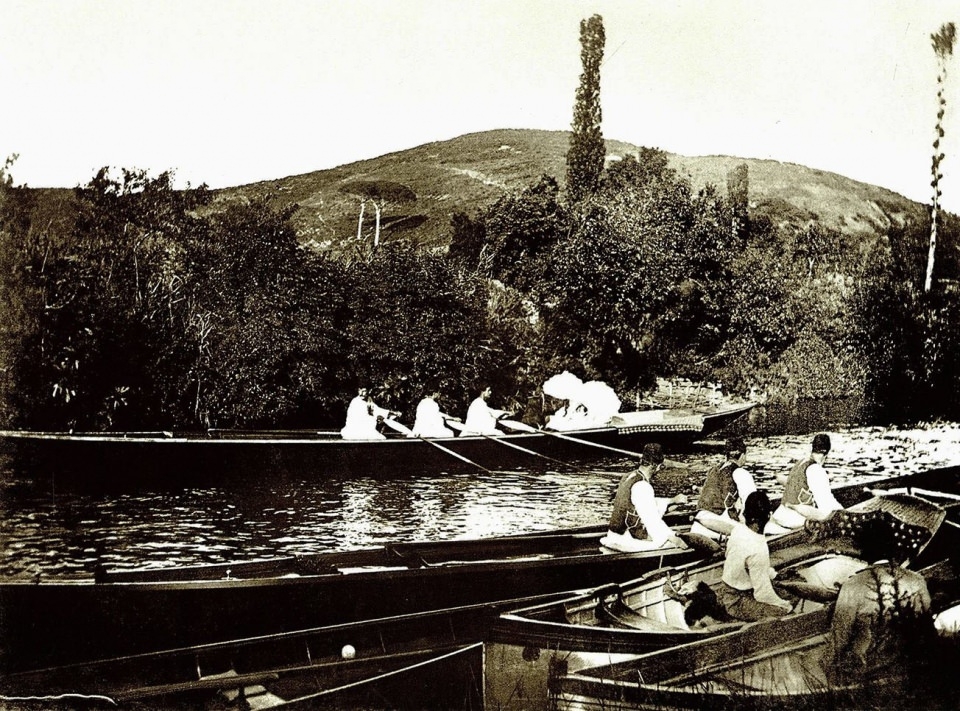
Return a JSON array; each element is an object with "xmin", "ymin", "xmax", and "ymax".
[
  {"xmin": 0, "ymin": 402, "xmax": 754, "ymax": 482},
  {"xmin": 0, "ymin": 591, "xmax": 579, "ymax": 710},
  {"xmin": 484, "ymin": 492, "xmax": 950, "ymax": 711},
  {"xmin": 0, "ymin": 520, "xmax": 701, "ymax": 675},
  {"xmin": 554, "ymin": 559, "xmax": 960, "ymax": 711}
]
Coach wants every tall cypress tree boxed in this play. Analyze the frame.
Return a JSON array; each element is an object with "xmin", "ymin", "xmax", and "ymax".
[
  {"xmin": 565, "ymin": 14, "xmax": 606, "ymax": 205},
  {"xmin": 925, "ymin": 22, "xmax": 956, "ymax": 293}
]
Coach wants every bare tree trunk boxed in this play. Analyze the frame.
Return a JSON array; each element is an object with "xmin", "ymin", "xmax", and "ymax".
[
  {"xmin": 373, "ymin": 201, "xmax": 382, "ymax": 249},
  {"xmin": 356, "ymin": 200, "xmax": 365, "ymax": 242},
  {"xmin": 926, "ymin": 207, "xmax": 938, "ymax": 293}
]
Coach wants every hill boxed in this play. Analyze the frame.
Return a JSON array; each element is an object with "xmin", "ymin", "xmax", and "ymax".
[{"xmin": 214, "ymin": 128, "xmax": 929, "ymax": 252}]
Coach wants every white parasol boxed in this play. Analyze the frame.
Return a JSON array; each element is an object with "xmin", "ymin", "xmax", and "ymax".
[{"xmin": 542, "ymin": 371, "xmax": 584, "ymax": 401}]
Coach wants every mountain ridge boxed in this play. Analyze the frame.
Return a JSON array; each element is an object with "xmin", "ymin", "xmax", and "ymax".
[{"xmin": 214, "ymin": 128, "xmax": 929, "ymax": 251}]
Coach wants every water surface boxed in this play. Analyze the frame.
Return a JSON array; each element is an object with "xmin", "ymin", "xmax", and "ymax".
[{"xmin": 2, "ymin": 423, "xmax": 959, "ymax": 577}]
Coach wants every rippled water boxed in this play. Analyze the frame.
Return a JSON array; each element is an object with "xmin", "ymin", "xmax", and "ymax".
[{"xmin": 2, "ymin": 423, "xmax": 960, "ymax": 578}]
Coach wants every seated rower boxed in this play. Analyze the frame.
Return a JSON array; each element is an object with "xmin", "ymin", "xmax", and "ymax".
[
  {"xmin": 459, "ymin": 386, "xmax": 511, "ymax": 436},
  {"xmin": 766, "ymin": 433, "xmax": 843, "ymax": 534},
  {"xmin": 340, "ymin": 386, "xmax": 391, "ymax": 441},
  {"xmin": 690, "ymin": 437, "xmax": 756, "ymax": 540},
  {"xmin": 600, "ymin": 443, "xmax": 688, "ymax": 552},
  {"xmin": 718, "ymin": 490, "xmax": 794, "ymax": 621},
  {"xmin": 411, "ymin": 392, "xmax": 454, "ymax": 438}
]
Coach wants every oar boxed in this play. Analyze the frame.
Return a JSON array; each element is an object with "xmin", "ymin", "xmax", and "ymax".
[
  {"xmin": 499, "ymin": 419, "xmax": 650, "ymax": 461},
  {"xmin": 382, "ymin": 418, "xmax": 493, "ymax": 474},
  {"xmin": 445, "ymin": 418, "xmax": 592, "ymax": 471}
]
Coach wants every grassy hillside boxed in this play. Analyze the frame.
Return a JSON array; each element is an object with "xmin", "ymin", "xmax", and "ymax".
[{"xmin": 215, "ymin": 128, "xmax": 929, "ymax": 252}]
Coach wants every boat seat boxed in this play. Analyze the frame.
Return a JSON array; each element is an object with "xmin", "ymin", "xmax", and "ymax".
[
  {"xmin": 597, "ymin": 599, "xmax": 682, "ymax": 632},
  {"xmin": 199, "ymin": 669, "xmax": 285, "ymax": 709}
]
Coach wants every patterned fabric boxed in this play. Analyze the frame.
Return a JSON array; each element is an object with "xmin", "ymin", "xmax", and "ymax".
[
  {"xmin": 804, "ymin": 503, "xmax": 938, "ymax": 562},
  {"xmin": 782, "ymin": 459, "xmax": 814, "ymax": 507}
]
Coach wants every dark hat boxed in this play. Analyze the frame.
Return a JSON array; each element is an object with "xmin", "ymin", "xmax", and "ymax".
[
  {"xmin": 812, "ymin": 433, "xmax": 832, "ymax": 454},
  {"xmin": 641, "ymin": 443, "xmax": 665, "ymax": 466},
  {"xmin": 725, "ymin": 436, "xmax": 746, "ymax": 457}
]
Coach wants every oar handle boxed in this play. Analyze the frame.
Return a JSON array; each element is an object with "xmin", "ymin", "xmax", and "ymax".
[
  {"xmin": 499, "ymin": 419, "xmax": 537, "ymax": 433},
  {"xmin": 382, "ymin": 417, "xmax": 415, "ymax": 437}
]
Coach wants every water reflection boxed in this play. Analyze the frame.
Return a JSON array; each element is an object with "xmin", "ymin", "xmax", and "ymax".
[{"xmin": 1, "ymin": 424, "xmax": 959, "ymax": 577}]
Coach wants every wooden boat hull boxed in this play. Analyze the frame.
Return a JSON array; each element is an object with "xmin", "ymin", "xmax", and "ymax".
[
  {"xmin": 0, "ymin": 592, "xmax": 577, "ymax": 710},
  {"xmin": 0, "ymin": 403, "xmax": 754, "ymax": 482},
  {"xmin": 0, "ymin": 525, "xmax": 700, "ymax": 674},
  {"xmin": 555, "ymin": 559, "xmax": 960, "ymax": 711}
]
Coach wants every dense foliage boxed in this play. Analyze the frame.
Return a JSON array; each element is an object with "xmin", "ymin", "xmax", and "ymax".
[
  {"xmin": 2, "ymin": 146, "xmax": 960, "ymax": 430},
  {"xmin": 0, "ymin": 168, "xmax": 519, "ymax": 430}
]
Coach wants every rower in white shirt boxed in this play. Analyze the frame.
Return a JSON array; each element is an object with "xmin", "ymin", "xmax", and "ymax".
[
  {"xmin": 411, "ymin": 392, "xmax": 454, "ymax": 438},
  {"xmin": 690, "ymin": 436, "xmax": 757, "ymax": 540},
  {"xmin": 766, "ymin": 433, "xmax": 843, "ymax": 534},
  {"xmin": 459, "ymin": 386, "xmax": 511, "ymax": 436},
  {"xmin": 600, "ymin": 443, "xmax": 688, "ymax": 552},
  {"xmin": 340, "ymin": 386, "xmax": 391, "ymax": 440}
]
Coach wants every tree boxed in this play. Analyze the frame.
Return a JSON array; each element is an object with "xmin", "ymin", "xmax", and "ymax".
[
  {"xmin": 726, "ymin": 163, "xmax": 750, "ymax": 239},
  {"xmin": 339, "ymin": 180, "xmax": 417, "ymax": 252},
  {"xmin": 565, "ymin": 14, "xmax": 605, "ymax": 205},
  {"xmin": 447, "ymin": 210, "xmax": 486, "ymax": 269},
  {"xmin": 340, "ymin": 245, "xmax": 497, "ymax": 417},
  {"xmin": 0, "ymin": 155, "xmax": 29, "ymax": 426},
  {"xmin": 483, "ymin": 175, "xmax": 568, "ymax": 292},
  {"xmin": 3, "ymin": 168, "xmax": 212, "ymax": 429},
  {"xmin": 926, "ymin": 22, "xmax": 956, "ymax": 293},
  {"xmin": 191, "ymin": 196, "xmax": 353, "ymax": 428},
  {"xmin": 542, "ymin": 150, "xmax": 738, "ymax": 394}
]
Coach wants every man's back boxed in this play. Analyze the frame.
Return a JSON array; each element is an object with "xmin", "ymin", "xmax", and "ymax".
[{"xmin": 831, "ymin": 563, "xmax": 932, "ymax": 678}]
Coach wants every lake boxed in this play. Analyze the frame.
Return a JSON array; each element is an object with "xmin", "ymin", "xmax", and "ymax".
[{"xmin": 1, "ymin": 422, "xmax": 959, "ymax": 578}]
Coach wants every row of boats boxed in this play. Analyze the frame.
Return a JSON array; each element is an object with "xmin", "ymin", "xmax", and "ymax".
[{"xmin": 2, "ymin": 460, "xmax": 960, "ymax": 709}]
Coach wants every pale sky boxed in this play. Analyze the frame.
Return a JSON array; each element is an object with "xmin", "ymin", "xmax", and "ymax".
[{"xmin": 2, "ymin": 0, "xmax": 958, "ymax": 213}]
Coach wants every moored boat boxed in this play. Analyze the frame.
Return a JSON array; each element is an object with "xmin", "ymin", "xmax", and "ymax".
[
  {"xmin": 0, "ymin": 521, "xmax": 702, "ymax": 675},
  {"xmin": 483, "ymin": 492, "xmax": 951, "ymax": 711},
  {"xmin": 0, "ymin": 402, "xmax": 755, "ymax": 482},
  {"xmin": 0, "ymin": 591, "xmax": 579, "ymax": 710},
  {"xmin": 554, "ymin": 558, "xmax": 960, "ymax": 711}
]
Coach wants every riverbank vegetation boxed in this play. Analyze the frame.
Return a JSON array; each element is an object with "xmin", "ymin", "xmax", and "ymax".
[
  {"xmin": 2, "ymin": 14, "xmax": 960, "ymax": 432},
  {"xmin": 2, "ymin": 144, "xmax": 960, "ymax": 432}
]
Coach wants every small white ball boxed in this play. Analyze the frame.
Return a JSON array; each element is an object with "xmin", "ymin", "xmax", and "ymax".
[{"xmin": 341, "ymin": 644, "xmax": 356, "ymax": 659}]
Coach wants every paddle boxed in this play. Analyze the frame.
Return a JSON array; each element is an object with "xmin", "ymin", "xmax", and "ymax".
[
  {"xmin": 445, "ymin": 418, "xmax": 593, "ymax": 471},
  {"xmin": 382, "ymin": 417, "xmax": 494, "ymax": 474},
  {"xmin": 499, "ymin": 419, "xmax": 667, "ymax": 462}
]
